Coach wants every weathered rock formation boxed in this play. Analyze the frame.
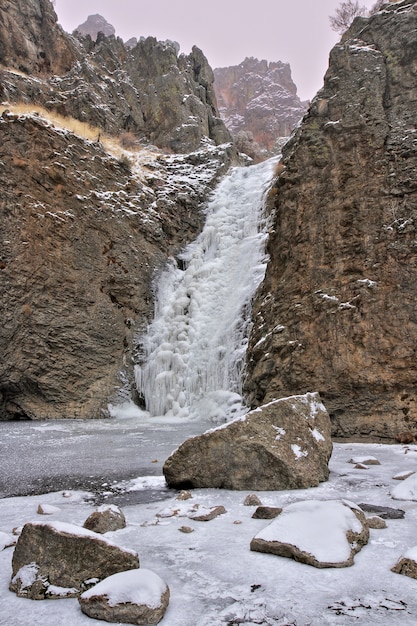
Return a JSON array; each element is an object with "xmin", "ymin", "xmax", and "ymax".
[
  {"xmin": 75, "ymin": 14, "xmax": 116, "ymax": 40},
  {"xmin": 163, "ymin": 392, "xmax": 332, "ymax": 490},
  {"xmin": 214, "ymin": 57, "xmax": 307, "ymax": 155},
  {"xmin": 0, "ymin": 1, "xmax": 231, "ymax": 153},
  {"xmin": 9, "ymin": 521, "xmax": 139, "ymax": 599},
  {"xmin": 0, "ymin": 112, "xmax": 232, "ymax": 420},
  {"xmin": 245, "ymin": 0, "xmax": 417, "ymax": 440}
]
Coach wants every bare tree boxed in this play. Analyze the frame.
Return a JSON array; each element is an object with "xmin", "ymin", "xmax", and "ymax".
[
  {"xmin": 329, "ymin": 0, "xmax": 368, "ymax": 34},
  {"xmin": 369, "ymin": 0, "xmax": 386, "ymax": 13}
]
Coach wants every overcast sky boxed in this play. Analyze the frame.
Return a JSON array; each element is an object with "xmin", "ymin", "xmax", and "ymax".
[{"xmin": 53, "ymin": 0, "xmax": 378, "ymax": 102}]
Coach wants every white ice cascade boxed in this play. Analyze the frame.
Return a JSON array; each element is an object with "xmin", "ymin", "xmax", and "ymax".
[{"xmin": 135, "ymin": 157, "xmax": 278, "ymax": 421}]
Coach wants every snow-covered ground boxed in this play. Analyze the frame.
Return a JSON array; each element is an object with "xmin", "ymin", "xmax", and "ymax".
[{"xmin": 2, "ymin": 411, "xmax": 417, "ymax": 625}]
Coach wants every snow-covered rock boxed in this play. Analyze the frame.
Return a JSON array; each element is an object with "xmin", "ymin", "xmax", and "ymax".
[
  {"xmin": 79, "ymin": 569, "xmax": 170, "ymax": 625},
  {"xmin": 250, "ymin": 499, "xmax": 369, "ymax": 568},
  {"xmin": 83, "ymin": 504, "xmax": 126, "ymax": 534},
  {"xmin": 0, "ymin": 531, "xmax": 15, "ymax": 550},
  {"xmin": 37, "ymin": 503, "xmax": 61, "ymax": 515},
  {"xmin": 163, "ymin": 392, "xmax": 332, "ymax": 490},
  {"xmin": 391, "ymin": 472, "xmax": 417, "ymax": 501},
  {"xmin": 9, "ymin": 521, "xmax": 139, "ymax": 599},
  {"xmin": 392, "ymin": 546, "xmax": 417, "ymax": 579}
]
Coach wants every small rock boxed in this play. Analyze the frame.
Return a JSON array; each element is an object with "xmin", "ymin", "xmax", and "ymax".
[
  {"xmin": 358, "ymin": 504, "xmax": 405, "ymax": 519},
  {"xmin": 176, "ymin": 490, "xmax": 192, "ymax": 501},
  {"xmin": 178, "ymin": 526, "xmax": 194, "ymax": 533},
  {"xmin": 83, "ymin": 504, "xmax": 126, "ymax": 534},
  {"xmin": 393, "ymin": 470, "xmax": 415, "ymax": 481},
  {"xmin": 354, "ymin": 463, "xmax": 369, "ymax": 470},
  {"xmin": 349, "ymin": 456, "xmax": 380, "ymax": 466},
  {"xmin": 37, "ymin": 504, "xmax": 61, "ymax": 515},
  {"xmin": 189, "ymin": 506, "xmax": 226, "ymax": 522},
  {"xmin": 395, "ymin": 432, "xmax": 414, "ymax": 444},
  {"xmin": 79, "ymin": 569, "xmax": 169, "ymax": 624},
  {"xmin": 233, "ymin": 520, "xmax": 242, "ymax": 525},
  {"xmin": 366, "ymin": 516, "xmax": 387, "ymax": 529},
  {"xmin": 252, "ymin": 506, "xmax": 282, "ymax": 520},
  {"xmin": 392, "ymin": 547, "xmax": 417, "ymax": 579},
  {"xmin": 244, "ymin": 494, "xmax": 262, "ymax": 506},
  {"xmin": 0, "ymin": 531, "xmax": 16, "ymax": 550}
]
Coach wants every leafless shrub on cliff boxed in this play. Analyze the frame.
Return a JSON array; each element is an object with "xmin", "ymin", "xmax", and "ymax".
[
  {"xmin": 119, "ymin": 131, "xmax": 138, "ymax": 150},
  {"xmin": 329, "ymin": 1, "xmax": 368, "ymax": 34}
]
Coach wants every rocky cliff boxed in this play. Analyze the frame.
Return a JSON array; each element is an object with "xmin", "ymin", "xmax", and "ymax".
[
  {"xmin": 214, "ymin": 58, "xmax": 307, "ymax": 157},
  {"xmin": 244, "ymin": 0, "xmax": 417, "ymax": 440},
  {"xmin": 0, "ymin": 0, "xmax": 234, "ymax": 420},
  {"xmin": 75, "ymin": 14, "xmax": 116, "ymax": 40}
]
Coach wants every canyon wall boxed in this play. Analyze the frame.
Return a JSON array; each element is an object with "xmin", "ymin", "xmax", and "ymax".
[{"xmin": 245, "ymin": 0, "xmax": 417, "ymax": 440}]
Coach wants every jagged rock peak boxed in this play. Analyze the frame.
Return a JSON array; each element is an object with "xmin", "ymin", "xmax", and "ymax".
[
  {"xmin": 244, "ymin": 0, "xmax": 417, "ymax": 440},
  {"xmin": 214, "ymin": 57, "xmax": 307, "ymax": 156},
  {"xmin": 0, "ymin": 0, "xmax": 77, "ymax": 74},
  {"xmin": 75, "ymin": 14, "xmax": 116, "ymax": 40}
]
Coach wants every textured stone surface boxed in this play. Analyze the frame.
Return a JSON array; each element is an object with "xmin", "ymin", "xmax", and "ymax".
[
  {"xmin": 245, "ymin": 0, "xmax": 417, "ymax": 440},
  {"xmin": 0, "ymin": 113, "xmax": 232, "ymax": 420},
  {"xmin": 392, "ymin": 551, "xmax": 417, "ymax": 579},
  {"xmin": 9, "ymin": 521, "xmax": 139, "ymax": 599},
  {"xmin": 163, "ymin": 392, "xmax": 332, "ymax": 490},
  {"xmin": 250, "ymin": 500, "xmax": 369, "ymax": 568},
  {"xmin": 79, "ymin": 569, "xmax": 170, "ymax": 625},
  {"xmin": 214, "ymin": 57, "xmax": 307, "ymax": 155},
  {"xmin": 83, "ymin": 505, "xmax": 126, "ymax": 534}
]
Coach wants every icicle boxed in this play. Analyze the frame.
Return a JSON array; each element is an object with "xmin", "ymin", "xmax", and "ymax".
[{"xmin": 135, "ymin": 156, "xmax": 278, "ymax": 422}]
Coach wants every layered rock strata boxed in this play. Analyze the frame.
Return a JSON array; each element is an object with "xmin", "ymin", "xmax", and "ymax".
[{"xmin": 244, "ymin": 0, "xmax": 417, "ymax": 440}]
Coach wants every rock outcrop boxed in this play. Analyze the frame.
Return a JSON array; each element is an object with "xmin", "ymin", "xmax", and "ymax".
[
  {"xmin": 214, "ymin": 58, "xmax": 307, "ymax": 155},
  {"xmin": 9, "ymin": 521, "xmax": 139, "ymax": 599},
  {"xmin": 245, "ymin": 0, "xmax": 417, "ymax": 440},
  {"xmin": 75, "ymin": 14, "xmax": 116, "ymax": 40},
  {"xmin": 163, "ymin": 392, "xmax": 332, "ymax": 490}
]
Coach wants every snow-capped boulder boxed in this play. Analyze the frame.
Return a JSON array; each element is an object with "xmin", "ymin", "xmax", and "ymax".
[
  {"xmin": 163, "ymin": 392, "xmax": 332, "ymax": 490},
  {"xmin": 37, "ymin": 503, "xmax": 61, "ymax": 515},
  {"xmin": 392, "ymin": 547, "xmax": 417, "ymax": 579},
  {"xmin": 83, "ymin": 504, "xmax": 127, "ymax": 534},
  {"xmin": 79, "ymin": 569, "xmax": 170, "ymax": 625},
  {"xmin": 250, "ymin": 500, "xmax": 369, "ymax": 568},
  {"xmin": 391, "ymin": 472, "xmax": 417, "ymax": 501},
  {"xmin": 9, "ymin": 521, "xmax": 139, "ymax": 599}
]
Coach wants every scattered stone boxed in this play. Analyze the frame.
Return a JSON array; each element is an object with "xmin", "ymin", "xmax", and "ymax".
[
  {"xmin": 349, "ymin": 457, "xmax": 380, "ymax": 466},
  {"xmin": 9, "ymin": 521, "xmax": 139, "ymax": 599},
  {"xmin": 62, "ymin": 492, "xmax": 72, "ymax": 498},
  {"xmin": 189, "ymin": 506, "xmax": 227, "ymax": 522},
  {"xmin": 250, "ymin": 500, "xmax": 369, "ymax": 568},
  {"xmin": 176, "ymin": 490, "xmax": 192, "ymax": 501},
  {"xmin": 0, "ymin": 531, "xmax": 15, "ymax": 550},
  {"xmin": 163, "ymin": 393, "xmax": 332, "ymax": 490},
  {"xmin": 391, "ymin": 472, "xmax": 417, "ymax": 501},
  {"xmin": 358, "ymin": 503, "xmax": 405, "ymax": 519},
  {"xmin": 354, "ymin": 463, "xmax": 369, "ymax": 470},
  {"xmin": 37, "ymin": 503, "xmax": 61, "ymax": 515},
  {"xmin": 83, "ymin": 505, "xmax": 126, "ymax": 534},
  {"xmin": 79, "ymin": 569, "xmax": 170, "ymax": 625},
  {"xmin": 366, "ymin": 516, "xmax": 387, "ymax": 529},
  {"xmin": 233, "ymin": 520, "xmax": 242, "ymax": 525},
  {"xmin": 395, "ymin": 432, "xmax": 414, "ymax": 444},
  {"xmin": 252, "ymin": 506, "xmax": 283, "ymax": 520},
  {"xmin": 392, "ymin": 547, "xmax": 417, "ymax": 579},
  {"xmin": 178, "ymin": 526, "xmax": 194, "ymax": 534},
  {"xmin": 393, "ymin": 470, "xmax": 415, "ymax": 481},
  {"xmin": 244, "ymin": 494, "xmax": 263, "ymax": 506}
]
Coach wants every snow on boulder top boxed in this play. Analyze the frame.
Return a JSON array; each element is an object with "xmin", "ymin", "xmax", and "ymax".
[
  {"xmin": 251, "ymin": 500, "xmax": 367, "ymax": 567},
  {"xmin": 391, "ymin": 472, "xmax": 417, "ymax": 501},
  {"xmin": 80, "ymin": 568, "xmax": 168, "ymax": 609}
]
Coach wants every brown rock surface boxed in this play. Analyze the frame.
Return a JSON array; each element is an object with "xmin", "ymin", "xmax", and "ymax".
[
  {"xmin": 9, "ymin": 521, "xmax": 139, "ymax": 599},
  {"xmin": 83, "ymin": 505, "xmax": 126, "ymax": 534},
  {"xmin": 245, "ymin": 0, "xmax": 417, "ymax": 440},
  {"xmin": 163, "ymin": 392, "xmax": 332, "ymax": 490}
]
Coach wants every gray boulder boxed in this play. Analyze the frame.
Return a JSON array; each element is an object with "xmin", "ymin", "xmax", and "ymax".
[
  {"xmin": 163, "ymin": 392, "xmax": 332, "ymax": 490},
  {"xmin": 250, "ymin": 500, "xmax": 369, "ymax": 568},
  {"xmin": 79, "ymin": 569, "xmax": 170, "ymax": 625},
  {"xmin": 83, "ymin": 504, "xmax": 127, "ymax": 534},
  {"xmin": 9, "ymin": 521, "xmax": 139, "ymax": 599}
]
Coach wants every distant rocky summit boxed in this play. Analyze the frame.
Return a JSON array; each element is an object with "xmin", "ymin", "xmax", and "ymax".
[
  {"xmin": 214, "ymin": 57, "xmax": 307, "ymax": 157},
  {"xmin": 245, "ymin": 0, "xmax": 417, "ymax": 440},
  {"xmin": 75, "ymin": 14, "xmax": 116, "ymax": 40}
]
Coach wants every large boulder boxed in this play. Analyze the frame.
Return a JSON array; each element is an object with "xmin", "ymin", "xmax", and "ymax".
[
  {"xmin": 9, "ymin": 521, "xmax": 139, "ymax": 599},
  {"xmin": 79, "ymin": 569, "xmax": 170, "ymax": 625},
  {"xmin": 250, "ymin": 500, "xmax": 369, "ymax": 568},
  {"xmin": 163, "ymin": 392, "xmax": 332, "ymax": 490}
]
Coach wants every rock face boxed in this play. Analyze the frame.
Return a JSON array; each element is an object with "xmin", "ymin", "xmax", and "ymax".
[
  {"xmin": 214, "ymin": 58, "xmax": 307, "ymax": 154},
  {"xmin": 163, "ymin": 392, "xmax": 332, "ymax": 490},
  {"xmin": 250, "ymin": 500, "xmax": 369, "ymax": 568},
  {"xmin": 0, "ymin": 112, "xmax": 232, "ymax": 420},
  {"xmin": 245, "ymin": 0, "xmax": 417, "ymax": 440},
  {"xmin": 75, "ymin": 14, "xmax": 116, "ymax": 40},
  {"xmin": 79, "ymin": 569, "xmax": 170, "ymax": 625},
  {"xmin": 9, "ymin": 521, "xmax": 139, "ymax": 599},
  {"xmin": 0, "ymin": 0, "xmax": 76, "ymax": 74}
]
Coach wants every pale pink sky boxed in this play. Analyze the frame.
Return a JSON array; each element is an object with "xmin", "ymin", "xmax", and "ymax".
[{"xmin": 53, "ymin": 0, "xmax": 378, "ymax": 102}]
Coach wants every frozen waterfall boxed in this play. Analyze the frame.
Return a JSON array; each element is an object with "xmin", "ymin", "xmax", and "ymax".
[{"xmin": 135, "ymin": 157, "xmax": 278, "ymax": 422}]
